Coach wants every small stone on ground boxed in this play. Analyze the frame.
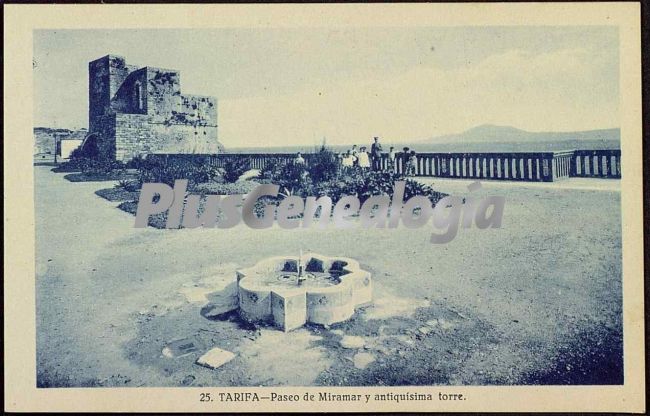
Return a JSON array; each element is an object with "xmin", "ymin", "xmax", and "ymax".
[
  {"xmin": 196, "ymin": 347, "xmax": 236, "ymax": 370},
  {"xmin": 181, "ymin": 375, "xmax": 196, "ymax": 386},
  {"xmin": 162, "ymin": 337, "xmax": 202, "ymax": 358},
  {"xmin": 340, "ymin": 335, "xmax": 365, "ymax": 349},
  {"xmin": 353, "ymin": 352, "xmax": 375, "ymax": 369},
  {"xmin": 418, "ymin": 326, "xmax": 432, "ymax": 335},
  {"xmin": 162, "ymin": 347, "xmax": 174, "ymax": 358}
]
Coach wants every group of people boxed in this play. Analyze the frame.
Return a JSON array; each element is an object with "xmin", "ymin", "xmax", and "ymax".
[
  {"xmin": 340, "ymin": 143, "xmax": 376, "ymax": 169},
  {"xmin": 338, "ymin": 137, "xmax": 418, "ymax": 176},
  {"xmin": 293, "ymin": 137, "xmax": 419, "ymax": 176}
]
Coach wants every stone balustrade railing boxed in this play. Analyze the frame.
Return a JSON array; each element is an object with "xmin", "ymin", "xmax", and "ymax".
[
  {"xmin": 149, "ymin": 149, "xmax": 621, "ymax": 182},
  {"xmin": 571, "ymin": 149, "xmax": 621, "ymax": 178}
]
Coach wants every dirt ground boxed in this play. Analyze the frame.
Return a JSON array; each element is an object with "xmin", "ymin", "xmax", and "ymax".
[{"xmin": 35, "ymin": 166, "xmax": 622, "ymax": 387}]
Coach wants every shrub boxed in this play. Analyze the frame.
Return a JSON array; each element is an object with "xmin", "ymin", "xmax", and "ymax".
[
  {"xmin": 354, "ymin": 169, "xmax": 401, "ymax": 202},
  {"xmin": 276, "ymin": 162, "xmax": 310, "ymax": 196},
  {"xmin": 117, "ymin": 150, "xmax": 447, "ymax": 227},
  {"xmin": 68, "ymin": 147, "xmax": 84, "ymax": 161},
  {"xmin": 82, "ymin": 158, "xmax": 126, "ymax": 176},
  {"xmin": 117, "ymin": 200, "xmax": 168, "ymax": 229},
  {"xmin": 251, "ymin": 146, "xmax": 445, "ymax": 206},
  {"xmin": 257, "ymin": 158, "xmax": 311, "ymax": 196},
  {"xmin": 403, "ymin": 178, "xmax": 445, "ymax": 204},
  {"xmin": 115, "ymin": 179, "xmax": 141, "ymax": 192},
  {"xmin": 126, "ymin": 155, "xmax": 146, "ymax": 170},
  {"xmin": 309, "ymin": 169, "xmax": 362, "ymax": 201},
  {"xmin": 55, "ymin": 157, "xmax": 92, "ymax": 172},
  {"xmin": 137, "ymin": 157, "xmax": 222, "ymax": 186},
  {"xmin": 222, "ymin": 158, "xmax": 251, "ymax": 183},
  {"xmin": 68, "ymin": 144, "xmax": 97, "ymax": 161},
  {"xmin": 191, "ymin": 181, "xmax": 258, "ymax": 195},
  {"xmin": 96, "ymin": 187, "xmax": 138, "ymax": 202},
  {"xmin": 307, "ymin": 146, "xmax": 340, "ymax": 183},
  {"xmin": 305, "ymin": 166, "xmax": 445, "ymax": 206},
  {"xmin": 258, "ymin": 159, "xmax": 285, "ymax": 181},
  {"xmin": 57, "ymin": 155, "xmax": 126, "ymax": 176},
  {"xmin": 254, "ymin": 178, "xmax": 276, "ymax": 185}
]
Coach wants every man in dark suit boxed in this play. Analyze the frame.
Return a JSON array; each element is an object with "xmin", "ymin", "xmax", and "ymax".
[{"xmin": 371, "ymin": 136, "xmax": 383, "ymax": 171}]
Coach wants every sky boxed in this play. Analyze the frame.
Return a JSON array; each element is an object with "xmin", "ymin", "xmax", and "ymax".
[{"xmin": 33, "ymin": 27, "xmax": 619, "ymax": 148}]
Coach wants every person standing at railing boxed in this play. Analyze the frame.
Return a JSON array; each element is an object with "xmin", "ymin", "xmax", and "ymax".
[
  {"xmin": 401, "ymin": 147, "xmax": 410, "ymax": 175},
  {"xmin": 350, "ymin": 145, "xmax": 359, "ymax": 167},
  {"xmin": 358, "ymin": 147, "xmax": 370, "ymax": 169},
  {"xmin": 371, "ymin": 136, "xmax": 383, "ymax": 171},
  {"xmin": 341, "ymin": 150, "xmax": 356, "ymax": 167},
  {"xmin": 388, "ymin": 146, "xmax": 397, "ymax": 173},
  {"xmin": 406, "ymin": 150, "xmax": 418, "ymax": 177},
  {"xmin": 294, "ymin": 152, "xmax": 305, "ymax": 165}
]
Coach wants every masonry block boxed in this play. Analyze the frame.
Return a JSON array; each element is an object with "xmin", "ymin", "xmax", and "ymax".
[{"xmin": 271, "ymin": 290, "xmax": 307, "ymax": 332}]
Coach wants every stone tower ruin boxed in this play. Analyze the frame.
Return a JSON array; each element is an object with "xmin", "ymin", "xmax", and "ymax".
[{"xmin": 88, "ymin": 55, "xmax": 220, "ymax": 161}]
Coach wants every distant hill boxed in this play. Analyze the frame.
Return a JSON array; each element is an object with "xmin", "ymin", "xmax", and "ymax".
[
  {"xmin": 395, "ymin": 125, "xmax": 619, "ymax": 153},
  {"xmin": 421, "ymin": 124, "xmax": 620, "ymax": 144}
]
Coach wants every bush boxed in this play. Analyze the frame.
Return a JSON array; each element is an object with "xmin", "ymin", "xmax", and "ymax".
[
  {"xmin": 307, "ymin": 146, "xmax": 340, "ymax": 183},
  {"xmin": 68, "ymin": 144, "xmax": 97, "ymax": 161},
  {"xmin": 126, "ymin": 155, "xmax": 146, "ymax": 170},
  {"xmin": 55, "ymin": 156, "xmax": 94, "ymax": 172},
  {"xmin": 137, "ymin": 157, "xmax": 222, "ymax": 186},
  {"xmin": 191, "ymin": 181, "xmax": 258, "ymax": 195},
  {"xmin": 117, "ymin": 200, "xmax": 168, "ymax": 229},
  {"xmin": 403, "ymin": 178, "xmax": 444, "ymax": 204},
  {"xmin": 252, "ymin": 146, "xmax": 445, "ymax": 206},
  {"xmin": 276, "ymin": 162, "xmax": 310, "ymax": 196},
  {"xmin": 258, "ymin": 158, "xmax": 312, "ymax": 196},
  {"xmin": 82, "ymin": 158, "xmax": 126, "ymax": 176},
  {"xmin": 115, "ymin": 179, "xmax": 141, "ymax": 192},
  {"xmin": 325, "ymin": 168, "xmax": 443, "ymax": 203},
  {"xmin": 352, "ymin": 168, "xmax": 400, "ymax": 201},
  {"xmin": 96, "ymin": 187, "xmax": 139, "ymax": 202},
  {"xmin": 309, "ymin": 167, "xmax": 364, "ymax": 201},
  {"xmin": 222, "ymin": 158, "xmax": 251, "ymax": 183},
  {"xmin": 68, "ymin": 147, "xmax": 83, "ymax": 161},
  {"xmin": 116, "ymin": 149, "xmax": 447, "ymax": 227},
  {"xmin": 258, "ymin": 159, "xmax": 285, "ymax": 181},
  {"xmin": 56, "ymin": 156, "xmax": 126, "ymax": 177}
]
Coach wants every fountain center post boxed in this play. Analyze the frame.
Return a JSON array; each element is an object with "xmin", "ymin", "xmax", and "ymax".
[{"xmin": 297, "ymin": 248, "xmax": 305, "ymax": 285}]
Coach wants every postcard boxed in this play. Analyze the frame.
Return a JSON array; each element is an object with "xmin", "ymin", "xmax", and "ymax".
[{"xmin": 4, "ymin": 2, "xmax": 644, "ymax": 413}]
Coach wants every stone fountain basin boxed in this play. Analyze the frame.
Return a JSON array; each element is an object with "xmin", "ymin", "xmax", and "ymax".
[{"xmin": 236, "ymin": 254, "xmax": 372, "ymax": 332}]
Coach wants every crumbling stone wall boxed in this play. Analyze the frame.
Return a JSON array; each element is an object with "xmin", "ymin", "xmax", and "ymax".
[
  {"xmin": 88, "ymin": 55, "xmax": 221, "ymax": 161},
  {"xmin": 111, "ymin": 68, "xmax": 148, "ymax": 115},
  {"xmin": 178, "ymin": 94, "xmax": 218, "ymax": 127},
  {"xmin": 146, "ymin": 68, "xmax": 181, "ymax": 123},
  {"xmin": 34, "ymin": 127, "xmax": 75, "ymax": 154},
  {"xmin": 34, "ymin": 127, "xmax": 87, "ymax": 160}
]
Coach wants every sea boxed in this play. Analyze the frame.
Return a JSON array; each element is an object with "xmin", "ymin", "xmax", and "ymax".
[{"xmin": 226, "ymin": 139, "xmax": 620, "ymax": 154}]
